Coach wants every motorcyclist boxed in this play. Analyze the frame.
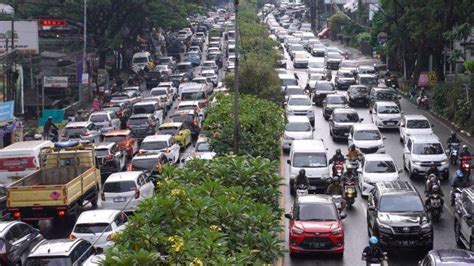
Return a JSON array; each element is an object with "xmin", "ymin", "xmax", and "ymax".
[
  {"xmin": 451, "ymin": 170, "xmax": 470, "ymax": 206},
  {"xmin": 294, "ymin": 169, "xmax": 309, "ymax": 189},
  {"xmin": 346, "ymin": 144, "xmax": 364, "ymax": 161},
  {"xmin": 417, "ymin": 87, "xmax": 427, "ymax": 109},
  {"xmin": 326, "ymin": 176, "xmax": 346, "ymax": 210},
  {"xmin": 362, "ymin": 237, "xmax": 386, "ymax": 264},
  {"xmin": 460, "ymin": 145, "xmax": 471, "ymax": 158},
  {"xmin": 425, "ymin": 163, "xmax": 440, "ymax": 178},
  {"xmin": 304, "ymin": 83, "xmax": 311, "ymax": 94},
  {"xmin": 329, "ymin": 149, "xmax": 345, "ymax": 165},
  {"xmin": 43, "ymin": 116, "xmax": 58, "ymax": 140},
  {"xmin": 425, "ymin": 184, "xmax": 444, "ymax": 210},
  {"xmin": 447, "ymin": 131, "xmax": 461, "ymax": 146},
  {"xmin": 425, "ymin": 173, "xmax": 443, "ymax": 196}
]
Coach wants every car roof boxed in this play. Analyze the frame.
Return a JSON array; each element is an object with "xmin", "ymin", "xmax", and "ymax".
[
  {"xmin": 349, "ymin": 85, "xmax": 368, "ymax": 89},
  {"xmin": 364, "ymin": 153, "xmax": 394, "ymax": 162},
  {"xmin": 375, "ymin": 181, "xmax": 417, "ymax": 195},
  {"xmin": 160, "ymin": 122, "xmax": 182, "ymax": 127},
  {"xmin": 90, "ymin": 111, "xmax": 112, "ymax": 116},
  {"xmin": 151, "ymin": 87, "xmax": 168, "ymax": 92},
  {"xmin": 326, "ymin": 94, "xmax": 345, "ymax": 98},
  {"xmin": 0, "ymin": 221, "xmax": 22, "ymax": 235},
  {"xmin": 134, "ymin": 101, "xmax": 157, "ymax": 106},
  {"xmin": 105, "ymin": 171, "xmax": 143, "ymax": 182},
  {"xmin": 102, "ymin": 129, "xmax": 131, "ymax": 136},
  {"xmin": 288, "ymin": 95, "xmax": 310, "ymax": 100},
  {"xmin": 285, "ymin": 85, "xmax": 302, "ymax": 90},
  {"xmin": 333, "ymin": 108, "xmax": 357, "ymax": 114},
  {"xmin": 65, "ymin": 121, "xmax": 90, "ymax": 128},
  {"xmin": 29, "ymin": 239, "xmax": 84, "ymax": 257},
  {"xmin": 358, "ymin": 74, "xmax": 377, "ymax": 78},
  {"xmin": 143, "ymin": 134, "xmax": 172, "ymax": 142},
  {"xmin": 129, "ymin": 114, "xmax": 152, "ymax": 119},
  {"xmin": 404, "ymin": 114, "xmax": 428, "ymax": 120},
  {"xmin": 158, "ymin": 82, "xmax": 173, "ymax": 86},
  {"xmin": 278, "ymin": 73, "xmax": 297, "ymax": 79},
  {"xmin": 409, "ymin": 134, "xmax": 440, "ymax": 143},
  {"xmin": 178, "ymin": 101, "xmax": 199, "ymax": 106},
  {"xmin": 76, "ymin": 210, "xmax": 121, "ymax": 225},
  {"xmin": 93, "ymin": 142, "xmax": 115, "ymax": 149},
  {"xmin": 375, "ymin": 101, "xmax": 399, "ymax": 107},
  {"xmin": 431, "ymin": 249, "xmax": 474, "ymax": 264},
  {"xmin": 287, "ymin": 116, "xmax": 310, "ymax": 123},
  {"xmin": 292, "ymin": 139, "xmax": 326, "ymax": 152},
  {"xmin": 353, "ymin": 123, "xmax": 379, "ymax": 131},
  {"xmin": 132, "ymin": 152, "xmax": 164, "ymax": 160},
  {"xmin": 297, "ymin": 194, "xmax": 333, "ymax": 204}
]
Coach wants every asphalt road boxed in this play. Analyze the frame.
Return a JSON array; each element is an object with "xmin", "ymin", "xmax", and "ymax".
[{"xmin": 281, "ymin": 38, "xmax": 473, "ymax": 266}]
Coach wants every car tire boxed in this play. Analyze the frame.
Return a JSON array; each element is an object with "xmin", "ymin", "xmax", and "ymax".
[
  {"xmin": 455, "ymin": 220, "xmax": 463, "ymax": 247},
  {"xmin": 400, "ymin": 136, "xmax": 403, "ymax": 143},
  {"xmin": 289, "ymin": 179, "xmax": 295, "ymax": 196}
]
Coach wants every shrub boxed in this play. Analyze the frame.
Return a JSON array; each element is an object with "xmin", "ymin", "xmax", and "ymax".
[
  {"xmin": 203, "ymin": 94, "xmax": 285, "ymax": 161},
  {"xmin": 103, "ymin": 156, "xmax": 284, "ymax": 265},
  {"xmin": 464, "ymin": 60, "xmax": 474, "ymax": 73}
]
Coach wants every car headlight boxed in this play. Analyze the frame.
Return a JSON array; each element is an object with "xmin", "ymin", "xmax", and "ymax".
[
  {"xmin": 331, "ymin": 227, "xmax": 342, "ymax": 235},
  {"xmin": 412, "ymin": 161, "xmax": 422, "ymax": 165},
  {"xmin": 440, "ymin": 159, "xmax": 448, "ymax": 165},
  {"xmin": 291, "ymin": 227, "xmax": 304, "ymax": 235},
  {"xmin": 377, "ymin": 222, "xmax": 392, "ymax": 231},
  {"xmin": 421, "ymin": 220, "xmax": 432, "ymax": 232}
]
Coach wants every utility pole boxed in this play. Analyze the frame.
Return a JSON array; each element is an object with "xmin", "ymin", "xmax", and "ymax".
[
  {"xmin": 233, "ymin": 0, "xmax": 240, "ymax": 154},
  {"xmin": 79, "ymin": 0, "xmax": 87, "ymax": 104}
]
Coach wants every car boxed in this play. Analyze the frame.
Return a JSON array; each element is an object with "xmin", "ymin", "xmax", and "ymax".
[
  {"xmin": 157, "ymin": 122, "xmax": 192, "ymax": 149},
  {"xmin": 288, "ymin": 43, "xmax": 305, "ymax": 59},
  {"xmin": 26, "ymin": 239, "xmax": 96, "ymax": 265},
  {"xmin": 285, "ymin": 194, "xmax": 345, "ymax": 257},
  {"xmin": 94, "ymin": 142, "xmax": 126, "ymax": 178},
  {"xmin": 190, "ymin": 137, "xmax": 216, "ymax": 160},
  {"xmin": 338, "ymin": 60, "xmax": 358, "ymax": 74},
  {"xmin": 292, "ymin": 51, "xmax": 309, "ymax": 68},
  {"xmin": 150, "ymin": 87, "xmax": 173, "ymax": 110},
  {"xmin": 63, "ymin": 121, "xmax": 101, "ymax": 144},
  {"xmin": 169, "ymin": 110, "xmax": 201, "ymax": 135},
  {"xmin": 329, "ymin": 108, "xmax": 362, "ymax": 141},
  {"xmin": 286, "ymin": 95, "xmax": 315, "ymax": 125},
  {"xmin": 399, "ymin": 115, "xmax": 433, "ymax": 144},
  {"xmin": 129, "ymin": 152, "xmax": 169, "ymax": 178},
  {"xmin": 101, "ymin": 171, "xmax": 155, "ymax": 213},
  {"xmin": 335, "ymin": 69, "xmax": 356, "ymax": 90},
  {"xmin": 326, "ymin": 52, "xmax": 344, "ymax": 70},
  {"xmin": 307, "ymin": 58, "xmax": 329, "ymax": 78},
  {"xmin": 158, "ymin": 56, "xmax": 177, "ymax": 70},
  {"xmin": 348, "ymin": 124, "xmax": 386, "ymax": 154},
  {"xmin": 0, "ymin": 221, "xmax": 43, "ymax": 265},
  {"xmin": 192, "ymin": 76, "xmax": 213, "ymax": 95},
  {"xmin": 70, "ymin": 210, "xmax": 128, "ymax": 249},
  {"xmin": 284, "ymin": 85, "xmax": 305, "ymax": 102},
  {"xmin": 186, "ymin": 52, "xmax": 201, "ymax": 66},
  {"xmin": 102, "ymin": 129, "xmax": 139, "ymax": 158},
  {"xmin": 110, "ymin": 92, "xmax": 140, "ymax": 106},
  {"xmin": 358, "ymin": 154, "xmax": 400, "ymax": 197},
  {"xmin": 369, "ymin": 87, "xmax": 401, "ymax": 111},
  {"xmin": 307, "ymin": 73, "xmax": 327, "ymax": 91},
  {"xmin": 131, "ymin": 51, "xmax": 153, "ymax": 73},
  {"xmin": 322, "ymin": 94, "xmax": 349, "ymax": 120},
  {"xmin": 175, "ymin": 62, "xmax": 194, "ymax": 80},
  {"xmin": 371, "ymin": 101, "xmax": 402, "ymax": 129},
  {"xmin": 176, "ymin": 100, "xmax": 205, "ymax": 121},
  {"xmin": 88, "ymin": 111, "xmax": 121, "ymax": 132},
  {"xmin": 170, "ymin": 73, "xmax": 188, "ymax": 88},
  {"xmin": 282, "ymin": 116, "xmax": 314, "ymax": 153},
  {"xmin": 454, "ymin": 188, "xmax": 474, "ymax": 252},
  {"xmin": 403, "ymin": 134, "xmax": 449, "ymax": 179},
  {"xmin": 367, "ymin": 181, "xmax": 433, "ymax": 252},
  {"xmin": 356, "ymin": 65, "xmax": 377, "ymax": 76},
  {"xmin": 279, "ymin": 73, "xmax": 299, "ymax": 91},
  {"xmin": 155, "ymin": 64, "xmax": 173, "ymax": 77},
  {"xmin": 140, "ymin": 135, "xmax": 179, "ymax": 164},
  {"xmin": 201, "ymin": 69, "xmax": 218, "ymax": 87},
  {"xmin": 313, "ymin": 81, "xmax": 336, "ymax": 106},
  {"xmin": 357, "ymin": 73, "xmax": 378, "ymax": 90},
  {"xmin": 419, "ymin": 249, "xmax": 474, "ymax": 266},
  {"xmin": 103, "ymin": 102, "xmax": 132, "ymax": 128},
  {"xmin": 127, "ymin": 114, "xmax": 158, "ymax": 140},
  {"xmin": 287, "ymin": 140, "xmax": 330, "ymax": 194},
  {"xmin": 201, "ymin": 60, "xmax": 218, "ymax": 72},
  {"xmin": 347, "ymin": 85, "xmax": 369, "ymax": 107},
  {"xmin": 132, "ymin": 101, "xmax": 164, "ymax": 124},
  {"xmin": 310, "ymin": 46, "xmax": 326, "ymax": 57},
  {"xmin": 157, "ymin": 82, "xmax": 177, "ymax": 99},
  {"xmin": 83, "ymin": 254, "xmax": 106, "ymax": 266},
  {"xmin": 207, "ymin": 51, "xmax": 223, "ymax": 67},
  {"xmin": 179, "ymin": 83, "xmax": 209, "ymax": 108}
]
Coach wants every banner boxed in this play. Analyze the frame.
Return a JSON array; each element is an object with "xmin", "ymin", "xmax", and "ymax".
[
  {"xmin": 43, "ymin": 76, "xmax": 68, "ymax": 88},
  {"xmin": 0, "ymin": 21, "xmax": 39, "ymax": 54},
  {"xmin": 0, "ymin": 101, "xmax": 14, "ymax": 122}
]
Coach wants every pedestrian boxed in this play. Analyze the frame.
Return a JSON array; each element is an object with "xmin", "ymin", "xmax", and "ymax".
[{"xmin": 43, "ymin": 116, "xmax": 58, "ymax": 140}]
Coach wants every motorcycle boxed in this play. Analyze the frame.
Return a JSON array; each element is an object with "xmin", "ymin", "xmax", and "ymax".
[
  {"xmin": 426, "ymin": 192, "xmax": 443, "ymax": 222},
  {"xmin": 296, "ymin": 184, "xmax": 309, "ymax": 197},
  {"xmin": 346, "ymin": 159, "xmax": 360, "ymax": 178},
  {"xmin": 333, "ymin": 161, "xmax": 345, "ymax": 177},
  {"xmin": 34, "ymin": 128, "xmax": 59, "ymax": 142},
  {"xmin": 417, "ymin": 95, "xmax": 429, "ymax": 110},
  {"xmin": 332, "ymin": 194, "xmax": 344, "ymax": 213},
  {"xmin": 447, "ymin": 143, "xmax": 460, "ymax": 165},
  {"xmin": 343, "ymin": 177, "xmax": 357, "ymax": 209},
  {"xmin": 451, "ymin": 187, "xmax": 464, "ymax": 206},
  {"xmin": 425, "ymin": 174, "xmax": 440, "ymax": 195},
  {"xmin": 362, "ymin": 251, "xmax": 388, "ymax": 266},
  {"xmin": 460, "ymin": 156, "xmax": 472, "ymax": 179}
]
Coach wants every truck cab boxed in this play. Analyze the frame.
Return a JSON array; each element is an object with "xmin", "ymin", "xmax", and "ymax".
[{"xmin": 454, "ymin": 187, "xmax": 474, "ymax": 250}]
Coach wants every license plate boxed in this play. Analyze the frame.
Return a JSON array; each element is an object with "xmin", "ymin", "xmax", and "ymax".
[
  {"xmin": 397, "ymin": 240, "xmax": 416, "ymax": 246},
  {"xmin": 309, "ymin": 186, "xmax": 317, "ymax": 190},
  {"xmin": 113, "ymin": 197, "xmax": 126, "ymax": 203},
  {"xmin": 344, "ymin": 132, "xmax": 349, "ymax": 136},
  {"xmin": 309, "ymin": 242, "xmax": 325, "ymax": 248}
]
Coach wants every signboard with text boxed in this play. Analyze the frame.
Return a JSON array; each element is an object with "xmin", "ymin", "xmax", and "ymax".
[
  {"xmin": 0, "ymin": 21, "xmax": 39, "ymax": 53},
  {"xmin": 0, "ymin": 101, "xmax": 14, "ymax": 122},
  {"xmin": 43, "ymin": 76, "xmax": 68, "ymax": 88}
]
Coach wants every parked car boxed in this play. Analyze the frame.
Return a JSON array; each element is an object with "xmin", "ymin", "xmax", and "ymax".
[
  {"xmin": 140, "ymin": 135, "xmax": 180, "ymax": 164},
  {"xmin": 127, "ymin": 114, "xmax": 158, "ymax": 140},
  {"xmin": 25, "ymin": 239, "xmax": 96, "ymax": 265},
  {"xmin": 329, "ymin": 108, "xmax": 362, "ymax": 141},
  {"xmin": 322, "ymin": 94, "xmax": 349, "ymax": 120},
  {"xmin": 348, "ymin": 123, "xmax": 386, "ymax": 154},
  {"xmin": 70, "ymin": 210, "xmax": 128, "ymax": 249},
  {"xmin": 399, "ymin": 115, "xmax": 433, "ymax": 144},
  {"xmin": 63, "ymin": 121, "xmax": 101, "ymax": 143},
  {"xmin": 285, "ymin": 195, "xmax": 345, "ymax": 258},
  {"xmin": 102, "ymin": 129, "xmax": 139, "ymax": 158},
  {"xmin": 358, "ymin": 154, "xmax": 400, "ymax": 197},
  {"xmin": 101, "ymin": 171, "xmax": 155, "ymax": 213},
  {"xmin": 371, "ymin": 101, "xmax": 402, "ymax": 129},
  {"xmin": 347, "ymin": 85, "xmax": 369, "ymax": 107},
  {"xmin": 403, "ymin": 134, "xmax": 449, "ymax": 179},
  {"xmin": 0, "ymin": 221, "xmax": 43, "ymax": 265}
]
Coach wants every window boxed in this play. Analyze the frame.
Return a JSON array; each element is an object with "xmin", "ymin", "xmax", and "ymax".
[
  {"xmin": 365, "ymin": 160, "xmax": 396, "ymax": 173},
  {"xmin": 72, "ymin": 241, "xmax": 93, "ymax": 264},
  {"xmin": 285, "ymin": 122, "xmax": 311, "ymax": 132},
  {"xmin": 292, "ymin": 152, "xmax": 327, "ymax": 168},
  {"xmin": 407, "ymin": 139, "xmax": 412, "ymax": 151},
  {"xmin": 407, "ymin": 119, "xmax": 430, "ymax": 129},
  {"xmin": 353, "ymin": 130, "xmax": 381, "ymax": 140},
  {"xmin": 296, "ymin": 203, "xmax": 338, "ymax": 221},
  {"xmin": 114, "ymin": 212, "xmax": 128, "ymax": 227},
  {"xmin": 379, "ymin": 195, "xmax": 424, "ymax": 212},
  {"xmin": 412, "ymin": 143, "xmax": 443, "ymax": 155},
  {"xmin": 103, "ymin": 181, "xmax": 137, "ymax": 193},
  {"xmin": 74, "ymin": 223, "xmax": 111, "ymax": 234},
  {"xmin": 6, "ymin": 224, "xmax": 24, "ymax": 244}
]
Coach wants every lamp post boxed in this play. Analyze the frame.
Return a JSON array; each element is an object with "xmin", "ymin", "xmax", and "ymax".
[{"xmin": 233, "ymin": 0, "xmax": 240, "ymax": 154}]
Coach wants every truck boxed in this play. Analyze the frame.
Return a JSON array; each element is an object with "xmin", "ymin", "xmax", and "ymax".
[
  {"xmin": 454, "ymin": 187, "xmax": 474, "ymax": 250},
  {"xmin": 7, "ymin": 143, "xmax": 101, "ymax": 224}
]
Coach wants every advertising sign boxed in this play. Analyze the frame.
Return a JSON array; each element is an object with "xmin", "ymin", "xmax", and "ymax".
[
  {"xmin": 0, "ymin": 101, "xmax": 14, "ymax": 122},
  {"xmin": 0, "ymin": 21, "xmax": 39, "ymax": 54},
  {"xmin": 418, "ymin": 72, "xmax": 429, "ymax": 87},
  {"xmin": 43, "ymin": 76, "xmax": 68, "ymax": 88}
]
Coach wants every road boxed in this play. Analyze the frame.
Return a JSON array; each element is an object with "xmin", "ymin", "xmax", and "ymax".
[{"xmin": 281, "ymin": 37, "xmax": 473, "ymax": 266}]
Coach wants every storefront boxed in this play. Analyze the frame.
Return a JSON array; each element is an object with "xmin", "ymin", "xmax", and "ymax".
[{"xmin": 0, "ymin": 101, "xmax": 22, "ymax": 148}]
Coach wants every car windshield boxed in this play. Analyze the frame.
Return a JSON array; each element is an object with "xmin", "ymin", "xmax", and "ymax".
[
  {"xmin": 195, "ymin": 142, "xmax": 211, "ymax": 152},
  {"xmin": 350, "ymin": 87, "xmax": 368, "ymax": 94},
  {"xmin": 111, "ymin": 95, "xmax": 129, "ymax": 101},
  {"xmin": 176, "ymin": 64, "xmax": 191, "ymax": 71},
  {"xmin": 95, "ymin": 148, "xmax": 110, "ymax": 157},
  {"xmin": 170, "ymin": 114, "xmax": 193, "ymax": 123},
  {"xmin": 74, "ymin": 223, "xmax": 111, "ymax": 234},
  {"xmin": 326, "ymin": 97, "xmax": 347, "ymax": 104},
  {"xmin": 141, "ymin": 141, "xmax": 168, "ymax": 151},
  {"xmin": 379, "ymin": 195, "xmax": 424, "ymax": 212},
  {"xmin": 103, "ymin": 135, "xmax": 126, "ymax": 143},
  {"xmin": 292, "ymin": 152, "xmax": 327, "ymax": 168},
  {"xmin": 151, "ymin": 90, "xmax": 167, "ymax": 96},
  {"xmin": 286, "ymin": 88, "xmax": 303, "ymax": 96},
  {"xmin": 103, "ymin": 181, "xmax": 137, "ymax": 193},
  {"xmin": 25, "ymin": 257, "xmax": 72, "ymax": 266},
  {"xmin": 181, "ymin": 92, "xmax": 205, "ymax": 101},
  {"xmin": 288, "ymin": 98, "xmax": 311, "ymax": 106},
  {"xmin": 308, "ymin": 61, "xmax": 325, "ymax": 68},
  {"xmin": 376, "ymin": 91, "xmax": 397, "ymax": 101},
  {"xmin": 291, "ymin": 45, "xmax": 304, "ymax": 51},
  {"xmin": 286, "ymin": 122, "xmax": 311, "ymax": 132},
  {"xmin": 354, "ymin": 130, "xmax": 381, "ymax": 140},
  {"xmin": 282, "ymin": 79, "xmax": 298, "ymax": 86},
  {"xmin": 159, "ymin": 126, "xmax": 179, "ymax": 135},
  {"xmin": 89, "ymin": 114, "xmax": 108, "ymax": 123},
  {"xmin": 132, "ymin": 158, "xmax": 158, "ymax": 171},
  {"xmin": 64, "ymin": 128, "xmax": 87, "ymax": 137},
  {"xmin": 360, "ymin": 77, "xmax": 378, "ymax": 85},
  {"xmin": 334, "ymin": 113, "xmax": 359, "ymax": 122},
  {"xmin": 338, "ymin": 72, "xmax": 354, "ymax": 78},
  {"xmin": 128, "ymin": 117, "xmax": 148, "ymax": 126},
  {"xmin": 365, "ymin": 160, "xmax": 396, "ymax": 173},
  {"xmin": 297, "ymin": 203, "xmax": 338, "ymax": 221},
  {"xmin": 327, "ymin": 52, "xmax": 343, "ymax": 59},
  {"xmin": 316, "ymin": 83, "xmax": 334, "ymax": 91},
  {"xmin": 133, "ymin": 57, "xmax": 148, "ymax": 63},
  {"xmin": 377, "ymin": 105, "xmax": 400, "ymax": 114},
  {"xmin": 133, "ymin": 105, "xmax": 155, "ymax": 114},
  {"xmin": 407, "ymin": 119, "xmax": 430, "ymax": 129},
  {"xmin": 413, "ymin": 143, "xmax": 444, "ymax": 155},
  {"xmin": 340, "ymin": 61, "xmax": 357, "ymax": 68}
]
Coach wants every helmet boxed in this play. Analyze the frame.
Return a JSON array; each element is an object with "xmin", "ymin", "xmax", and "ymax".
[
  {"xmin": 451, "ymin": 131, "xmax": 456, "ymax": 138},
  {"xmin": 333, "ymin": 176, "xmax": 340, "ymax": 183},
  {"xmin": 48, "ymin": 116, "xmax": 53, "ymax": 120},
  {"xmin": 462, "ymin": 145, "xmax": 468, "ymax": 151},
  {"xmin": 336, "ymin": 149, "xmax": 341, "ymax": 155},
  {"xmin": 432, "ymin": 185, "xmax": 440, "ymax": 193},
  {"xmin": 299, "ymin": 169, "xmax": 306, "ymax": 176},
  {"xmin": 350, "ymin": 144, "xmax": 355, "ymax": 150},
  {"xmin": 456, "ymin": 170, "xmax": 464, "ymax": 178},
  {"xmin": 369, "ymin": 236, "xmax": 378, "ymax": 245}
]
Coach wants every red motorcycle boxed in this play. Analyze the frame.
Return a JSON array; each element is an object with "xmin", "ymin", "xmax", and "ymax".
[
  {"xmin": 460, "ymin": 156, "xmax": 472, "ymax": 179},
  {"xmin": 333, "ymin": 161, "xmax": 345, "ymax": 177},
  {"xmin": 417, "ymin": 95, "xmax": 430, "ymax": 110}
]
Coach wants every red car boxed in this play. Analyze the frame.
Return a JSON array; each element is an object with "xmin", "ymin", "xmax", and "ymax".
[{"xmin": 285, "ymin": 195, "xmax": 345, "ymax": 258}]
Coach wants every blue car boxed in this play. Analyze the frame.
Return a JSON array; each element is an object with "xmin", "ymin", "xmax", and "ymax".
[{"xmin": 186, "ymin": 52, "xmax": 201, "ymax": 66}]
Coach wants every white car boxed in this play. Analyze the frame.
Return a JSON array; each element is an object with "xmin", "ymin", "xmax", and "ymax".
[
  {"xmin": 88, "ymin": 111, "xmax": 121, "ymax": 132},
  {"xmin": 190, "ymin": 137, "xmax": 216, "ymax": 160},
  {"xmin": 286, "ymin": 95, "xmax": 315, "ymax": 125},
  {"xmin": 358, "ymin": 154, "xmax": 400, "ymax": 196},
  {"xmin": 140, "ymin": 134, "xmax": 180, "ymax": 164},
  {"xmin": 292, "ymin": 51, "xmax": 309, "ymax": 69},
  {"xmin": 403, "ymin": 134, "xmax": 449, "ymax": 179},
  {"xmin": 399, "ymin": 115, "xmax": 433, "ymax": 143},
  {"xmin": 201, "ymin": 69, "xmax": 218, "ymax": 87},
  {"xmin": 157, "ymin": 82, "xmax": 177, "ymax": 99},
  {"xmin": 63, "ymin": 121, "xmax": 101, "ymax": 143},
  {"xmin": 282, "ymin": 116, "xmax": 313, "ymax": 152},
  {"xmin": 70, "ymin": 210, "xmax": 128, "ymax": 249},
  {"xmin": 150, "ymin": 87, "xmax": 173, "ymax": 110},
  {"xmin": 348, "ymin": 124, "xmax": 385, "ymax": 154},
  {"xmin": 371, "ymin": 101, "xmax": 402, "ymax": 129},
  {"xmin": 101, "ymin": 171, "xmax": 155, "ymax": 212},
  {"xmin": 201, "ymin": 60, "xmax": 218, "ymax": 72}
]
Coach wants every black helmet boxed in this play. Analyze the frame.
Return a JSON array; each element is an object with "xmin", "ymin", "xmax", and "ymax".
[
  {"xmin": 432, "ymin": 185, "xmax": 440, "ymax": 193},
  {"xmin": 336, "ymin": 149, "xmax": 341, "ymax": 155},
  {"xmin": 430, "ymin": 162, "xmax": 436, "ymax": 168},
  {"xmin": 350, "ymin": 144, "xmax": 355, "ymax": 150},
  {"xmin": 451, "ymin": 131, "xmax": 456, "ymax": 138},
  {"xmin": 333, "ymin": 176, "xmax": 340, "ymax": 183},
  {"xmin": 299, "ymin": 169, "xmax": 306, "ymax": 176}
]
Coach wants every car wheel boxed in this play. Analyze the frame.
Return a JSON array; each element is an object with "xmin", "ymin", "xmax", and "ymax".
[
  {"xmin": 400, "ymin": 135, "xmax": 404, "ymax": 143},
  {"xmin": 289, "ymin": 179, "xmax": 295, "ymax": 196},
  {"xmin": 455, "ymin": 220, "xmax": 463, "ymax": 247},
  {"xmin": 408, "ymin": 165, "xmax": 415, "ymax": 179}
]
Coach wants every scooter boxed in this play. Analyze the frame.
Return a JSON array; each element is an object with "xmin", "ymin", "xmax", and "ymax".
[
  {"xmin": 333, "ymin": 161, "xmax": 345, "ymax": 177},
  {"xmin": 426, "ymin": 192, "xmax": 443, "ymax": 222},
  {"xmin": 343, "ymin": 177, "xmax": 357, "ymax": 209},
  {"xmin": 460, "ymin": 156, "xmax": 472, "ymax": 179},
  {"xmin": 447, "ymin": 143, "xmax": 460, "ymax": 165},
  {"xmin": 425, "ymin": 174, "xmax": 440, "ymax": 195},
  {"xmin": 451, "ymin": 187, "xmax": 464, "ymax": 206},
  {"xmin": 296, "ymin": 184, "xmax": 309, "ymax": 197},
  {"xmin": 417, "ymin": 95, "xmax": 429, "ymax": 110},
  {"xmin": 362, "ymin": 252, "xmax": 388, "ymax": 266}
]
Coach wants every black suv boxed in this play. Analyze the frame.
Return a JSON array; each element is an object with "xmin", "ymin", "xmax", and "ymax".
[
  {"xmin": 454, "ymin": 187, "xmax": 474, "ymax": 250},
  {"xmin": 368, "ymin": 87, "xmax": 401, "ymax": 111},
  {"xmin": 367, "ymin": 181, "xmax": 433, "ymax": 252},
  {"xmin": 313, "ymin": 81, "xmax": 336, "ymax": 106}
]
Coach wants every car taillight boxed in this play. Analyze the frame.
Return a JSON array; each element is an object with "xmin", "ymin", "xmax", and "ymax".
[
  {"xmin": 69, "ymin": 234, "xmax": 77, "ymax": 240},
  {"xmin": 134, "ymin": 189, "xmax": 140, "ymax": 199},
  {"xmin": 101, "ymin": 192, "xmax": 105, "ymax": 201},
  {"xmin": 12, "ymin": 212, "xmax": 20, "ymax": 220},
  {"xmin": 58, "ymin": 210, "xmax": 65, "ymax": 217}
]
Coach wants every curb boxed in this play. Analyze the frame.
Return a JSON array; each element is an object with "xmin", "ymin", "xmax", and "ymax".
[{"xmin": 276, "ymin": 149, "xmax": 285, "ymax": 266}]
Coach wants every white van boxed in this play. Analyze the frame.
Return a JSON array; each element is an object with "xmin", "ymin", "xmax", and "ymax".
[
  {"xmin": 287, "ymin": 139, "xmax": 329, "ymax": 195},
  {"xmin": 0, "ymin": 140, "xmax": 54, "ymax": 185},
  {"xmin": 132, "ymin": 52, "xmax": 152, "ymax": 73},
  {"xmin": 179, "ymin": 83, "xmax": 208, "ymax": 108}
]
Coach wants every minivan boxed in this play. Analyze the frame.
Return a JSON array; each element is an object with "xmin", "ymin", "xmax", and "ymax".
[
  {"xmin": 132, "ymin": 52, "xmax": 152, "ymax": 73},
  {"xmin": 179, "ymin": 83, "xmax": 208, "ymax": 108}
]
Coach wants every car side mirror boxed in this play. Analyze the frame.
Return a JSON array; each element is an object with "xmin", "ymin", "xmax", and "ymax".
[
  {"xmin": 286, "ymin": 159, "xmax": 291, "ymax": 164},
  {"xmin": 368, "ymin": 206, "xmax": 376, "ymax": 212},
  {"xmin": 359, "ymin": 118, "xmax": 364, "ymax": 122},
  {"xmin": 284, "ymin": 213, "xmax": 293, "ymax": 219},
  {"xmin": 340, "ymin": 213, "xmax": 347, "ymax": 219}
]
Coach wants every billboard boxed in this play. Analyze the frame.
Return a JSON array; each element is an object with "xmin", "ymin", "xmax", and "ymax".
[{"xmin": 0, "ymin": 21, "xmax": 39, "ymax": 54}]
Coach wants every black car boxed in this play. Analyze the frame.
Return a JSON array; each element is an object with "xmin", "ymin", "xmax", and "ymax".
[
  {"xmin": 127, "ymin": 114, "xmax": 157, "ymax": 141},
  {"xmin": 419, "ymin": 249, "xmax": 474, "ymax": 266},
  {"xmin": 0, "ymin": 221, "xmax": 43, "ymax": 265},
  {"xmin": 329, "ymin": 108, "xmax": 362, "ymax": 140},
  {"xmin": 145, "ymin": 70, "xmax": 162, "ymax": 89},
  {"xmin": 367, "ymin": 181, "xmax": 433, "ymax": 253},
  {"xmin": 322, "ymin": 94, "xmax": 348, "ymax": 120},
  {"xmin": 334, "ymin": 69, "xmax": 356, "ymax": 90},
  {"xmin": 368, "ymin": 87, "xmax": 402, "ymax": 112},
  {"xmin": 348, "ymin": 85, "xmax": 369, "ymax": 107},
  {"xmin": 170, "ymin": 73, "xmax": 188, "ymax": 88},
  {"xmin": 313, "ymin": 81, "xmax": 336, "ymax": 106}
]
